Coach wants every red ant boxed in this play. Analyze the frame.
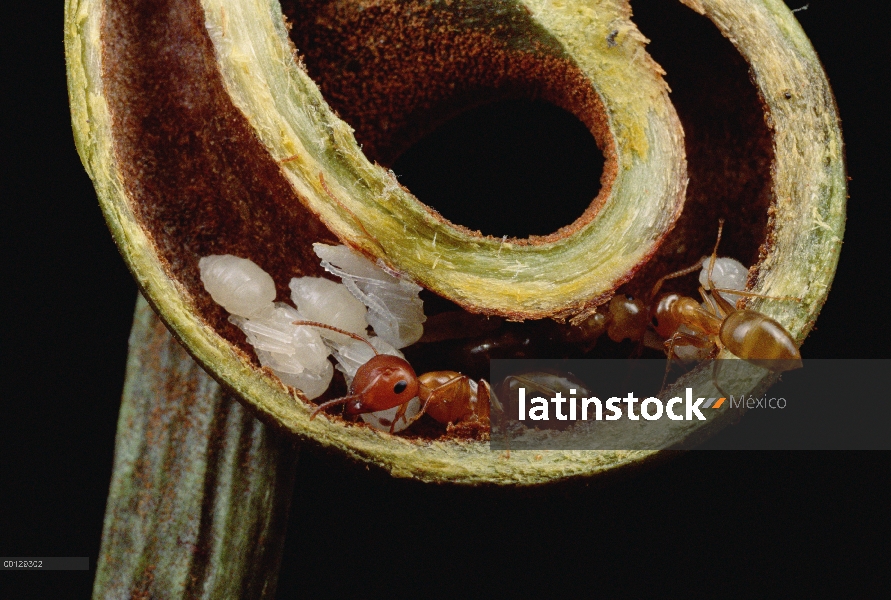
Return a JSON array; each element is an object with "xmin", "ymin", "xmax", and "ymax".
[{"xmin": 293, "ymin": 321, "xmax": 489, "ymax": 433}]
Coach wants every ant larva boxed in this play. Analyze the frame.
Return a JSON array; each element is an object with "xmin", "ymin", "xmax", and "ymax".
[{"xmin": 301, "ymin": 321, "xmax": 490, "ymax": 434}]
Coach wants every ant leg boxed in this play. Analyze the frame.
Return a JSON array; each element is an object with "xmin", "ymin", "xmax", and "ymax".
[
  {"xmin": 662, "ymin": 331, "xmax": 712, "ymax": 391},
  {"xmin": 711, "ymin": 288, "xmax": 802, "ymax": 303},
  {"xmin": 390, "ymin": 401, "xmax": 410, "ymax": 433},
  {"xmin": 698, "ymin": 218, "xmax": 743, "ymax": 316},
  {"xmin": 698, "ymin": 285, "xmax": 736, "ymax": 322},
  {"xmin": 705, "ymin": 218, "xmax": 726, "ymax": 293},
  {"xmin": 707, "ymin": 286, "xmax": 736, "ymax": 318},
  {"xmin": 310, "ymin": 394, "xmax": 361, "ymax": 420},
  {"xmin": 710, "ymin": 286, "xmax": 801, "ymax": 317},
  {"xmin": 698, "ymin": 286, "xmax": 721, "ymax": 316},
  {"xmin": 711, "ymin": 361, "xmax": 733, "ymax": 400},
  {"xmin": 662, "ymin": 333, "xmax": 685, "ymax": 392},
  {"xmin": 702, "ymin": 219, "xmax": 755, "ymax": 317}
]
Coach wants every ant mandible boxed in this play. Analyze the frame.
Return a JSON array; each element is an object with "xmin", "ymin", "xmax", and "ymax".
[{"xmin": 293, "ymin": 321, "xmax": 489, "ymax": 433}]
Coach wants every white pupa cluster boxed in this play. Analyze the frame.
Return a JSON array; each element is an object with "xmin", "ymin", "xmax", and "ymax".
[
  {"xmin": 198, "ymin": 249, "xmax": 426, "ymax": 432},
  {"xmin": 199, "ymin": 255, "xmax": 334, "ymax": 398}
]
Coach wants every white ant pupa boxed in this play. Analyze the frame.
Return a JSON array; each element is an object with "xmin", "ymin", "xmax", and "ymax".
[
  {"xmin": 698, "ymin": 256, "xmax": 747, "ymax": 305},
  {"xmin": 199, "ymin": 255, "xmax": 276, "ymax": 319},
  {"xmin": 313, "ymin": 243, "xmax": 426, "ymax": 349}
]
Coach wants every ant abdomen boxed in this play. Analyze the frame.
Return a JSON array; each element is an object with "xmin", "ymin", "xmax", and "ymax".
[
  {"xmin": 719, "ymin": 310, "xmax": 801, "ymax": 367},
  {"xmin": 606, "ymin": 295, "xmax": 648, "ymax": 342},
  {"xmin": 419, "ymin": 372, "xmax": 489, "ymax": 425}
]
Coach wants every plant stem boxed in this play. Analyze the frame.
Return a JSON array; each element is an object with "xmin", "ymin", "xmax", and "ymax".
[{"xmin": 93, "ymin": 296, "xmax": 298, "ymax": 599}]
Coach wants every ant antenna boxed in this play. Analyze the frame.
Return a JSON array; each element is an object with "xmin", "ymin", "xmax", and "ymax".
[
  {"xmin": 650, "ymin": 218, "xmax": 728, "ymax": 299},
  {"xmin": 650, "ymin": 260, "xmax": 705, "ymax": 299},
  {"xmin": 706, "ymin": 218, "xmax": 726, "ymax": 291},
  {"xmin": 310, "ymin": 394, "xmax": 361, "ymax": 420},
  {"xmin": 291, "ymin": 320, "xmax": 380, "ymax": 355}
]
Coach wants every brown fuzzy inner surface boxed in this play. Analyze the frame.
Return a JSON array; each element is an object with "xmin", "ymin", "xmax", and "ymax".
[
  {"xmin": 281, "ymin": 0, "xmax": 617, "ymax": 243},
  {"xmin": 102, "ymin": 0, "xmax": 338, "ymax": 351},
  {"xmin": 283, "ymin": 0, "xmax": 773, "ymax": 297}
]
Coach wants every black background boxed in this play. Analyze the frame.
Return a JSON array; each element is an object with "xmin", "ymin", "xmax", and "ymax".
[{"xmin": 2, "ymin": 1, "xmax": 889, "ymax": 597}]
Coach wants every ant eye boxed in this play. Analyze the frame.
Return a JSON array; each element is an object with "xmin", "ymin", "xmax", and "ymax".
[
  {"xmin": 393, "ymin": 380, "xmax": 408, "ymax": 394},
  {"xmin": 652, "ymin": 316, "xmax": 659, "ymax": 327}
]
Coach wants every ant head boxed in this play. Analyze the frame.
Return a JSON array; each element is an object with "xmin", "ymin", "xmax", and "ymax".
[
  {"xmin": 348, "ymin": 354, "xmax": 420, "ymax": 414},
  {"xmin": 650, "ymin": 292, "xmax": 684, "ymax": 338}
]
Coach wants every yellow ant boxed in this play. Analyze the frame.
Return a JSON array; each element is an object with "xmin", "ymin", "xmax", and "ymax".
[{"xmin": 649, "ymin": 219, "xmax": 802, "ymax": 377}]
